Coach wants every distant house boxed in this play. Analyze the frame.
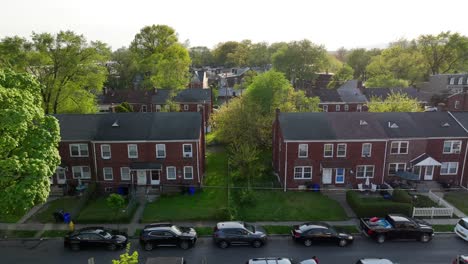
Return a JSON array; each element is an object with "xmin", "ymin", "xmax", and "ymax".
[
  {"xmin": 218, "ymin": 67, "xmax": 251, "ymax": 88},
  {"xmin": 189, "ymin": 70, "xmax": 209, "ymax": 89},
  {"xmin": 419, "ymin": 73, "xmax": 468, "ymax": 111},
  {"xmin": 52, "ymin": 112, "xmax": 205, "ymax": 194},
  {"xmin": 363, "ymin": 87, "xmax": 432, "ymax": 107},
  {"xmin": 217, "ymin": 87, "xmax": 244, "ymax": 105},
  {"xmin": 310, "ymin": 80, "xmax": 367, "ymax": 112}
]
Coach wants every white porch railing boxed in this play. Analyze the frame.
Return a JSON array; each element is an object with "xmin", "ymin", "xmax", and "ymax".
[
  {"xmin": 383, "ymin": 182, "xmax": 394, "ymax": 195},
  {"xmin": 412, "ymin": 191, "xmax": 454, "ymax": 218}
]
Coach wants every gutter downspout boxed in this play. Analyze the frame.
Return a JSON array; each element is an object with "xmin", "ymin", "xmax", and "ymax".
[
  {"xmin": 284, "ymin": 142, "xmax": 288, "ymax": 192},
  {"xmin": 196, "ymin": 140, "xmax": 200, "ymax": 185},
  {"xmin": 381, "ymin": 141, "xmax": 388, "ymax": 184}
]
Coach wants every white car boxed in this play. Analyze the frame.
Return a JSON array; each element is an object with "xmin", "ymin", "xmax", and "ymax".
[
  {"xmin": 356, "ymin": 259, "xmax": 395, "ymax": 264},
  {"xmin": 247, "ymin": 258, "xmax": 317, "ymax": 264},
  {"xmin": 455, "ymin": 218, "xmax": 468, "ymax": 241}
]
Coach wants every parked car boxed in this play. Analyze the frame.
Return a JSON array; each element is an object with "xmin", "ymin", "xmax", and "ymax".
[
  {"xmin": 453, "ymin": 255, "xmax": 468, "ymax": 264},
  {"xmin": 455, "ymin": 218, "xmax": 468, "ymax": 242},
  {"xmin": 246, "ymin": 257, "xmax": 318, "ymax": 264},
  {"xmin": 360, "ymin": 214, "xmax": 433, "ymax": 243},
  {"xmin": 145, "ymin": 257, "xmax": 186, "ymax": 264},
  {"xmin": 64, "ymin": 227, "xmax": 127, "ymax": 251},
  {"xmin": 213, "ymin": 221, "xmax": 267, "ymax": 248},
  {"xmin": 356, "ymin": 259, "xmax": 395, "ymax": 264},
  {"xmin": 291, "ymin": 222, "xmax": 354, "ymax": 247},
  {"xmin": 139, "ymin": 223, "xmax": 197, "ymax": 251}
]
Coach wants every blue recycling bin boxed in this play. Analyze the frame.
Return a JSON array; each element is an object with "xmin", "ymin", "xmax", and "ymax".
[
  {"xmin": 188, "ymin": 187, "xmax": 196, "ymax": 195},
  {"xmin": 312, "ymin": 184, "xmax": 320, "ymax": 192},
  {"xmin": 63, "ymin": 213, "xmax": 71, "ymax": 224}
]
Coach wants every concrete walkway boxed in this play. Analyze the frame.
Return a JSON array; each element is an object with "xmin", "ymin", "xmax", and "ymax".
[
  {"xmin": 431, "ymin": 191, "xmax": 467, "ymax": 218},
  {"xmin": 322, "ymin": 190, "xmax": 357, "ymax": 218}
]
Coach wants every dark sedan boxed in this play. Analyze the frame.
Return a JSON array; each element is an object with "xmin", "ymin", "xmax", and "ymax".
[
  {"xmin": 64, "ymin": 227, "xmax": 128, "ymax": 251},
  {"xmin": 291, "ymin": 222, "xmax": 354, "ymax": 247}
]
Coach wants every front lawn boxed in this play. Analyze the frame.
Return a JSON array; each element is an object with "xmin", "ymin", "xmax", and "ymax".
[
  {"xmin": 76, "ymin": 197, "xmax": 137, "ymax": 223},
  {"xmin": 433, "ymin": 225, "xmax": 455, "ymax": 232},
  {"xmin": 29, "ymin": 197, "xmax": 81, "ymax": 223},
  {"xmin": 444, "ymin": 191, "xmax": 468, "ymax": 215},
  {"xmin": 0, "ymin": 230, "xmax": 38, "ymax": 238},
  {"xmin": 236, "ymin": 191, "xmax": 348, "ymax": 221},
  {"xmin": 41, "ymin": 230, "xmax": 69, "ymax": 238},
  {"xmin": 0, "ymin": 213, "xmax": 25, "ymax": 224}
]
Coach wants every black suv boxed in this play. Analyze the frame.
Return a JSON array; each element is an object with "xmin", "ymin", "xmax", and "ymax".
[
  {"xmin": 64, "ymin": 227, "xmax": 128, "ymax": 251},
  {"xmin": 291, "ymin": 222, "xmax": 354, "ymax": 247},
  {"xmin": 139, "ymin": 223, "xmax": 197, "ymax": 251},
  {"xmin": 213, "ymin": 221, "xmax": 267, "ymax": 248}
]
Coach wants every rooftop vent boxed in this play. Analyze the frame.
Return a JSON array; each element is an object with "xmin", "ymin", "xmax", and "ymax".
[
  {"xmin": 388, "ymin": 122, "xmax": 399, "ymax": 128},
  {"xmin": 359, "ymin": 120, "xmax": 368, "ymax": 125},
  {"xmin": 441, "ymin": 122, "xmax": 450, "ymax": 127},
  {"xmin": 112, "ymin": 120, "xmax": 119, "ymax": 127}
]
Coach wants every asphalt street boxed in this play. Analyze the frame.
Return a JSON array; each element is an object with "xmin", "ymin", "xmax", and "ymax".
[{"xmin": 0, "ymin": 235, "xmax": 467, "ymax": 264}]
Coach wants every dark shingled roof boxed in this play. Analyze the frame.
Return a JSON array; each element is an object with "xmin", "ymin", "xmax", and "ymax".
[
  {"xmin": 54, "ymin": 112, "xmax": 201, "ymax": 141},
  {"xmin": 99, "ymin": 90, "xmax": 152, "ymax": 104},
  {"xmin": 279, "ymin": 112, "xmax": 467, "ymax": 140},
  {"xmin": 337, "ymin": 80, "xmax": 368, "ymax": 103},
  {"xmin": 173, "ymin": 89, "xmax": 211, "ymax": 103},
  {"xmin": 151, "ymin": 89, "xmax": 171, "ymax": 104},
  {"xmin": 450, "ymin": 112, "xmax": 468, "ymax": 132},
  {"xmin": 363, "ymin": 87, "xmax": 432, "ymax": 102},
  {"xmin": 310, "ymin": 89, "xmax": 342, "ymax": 103}
]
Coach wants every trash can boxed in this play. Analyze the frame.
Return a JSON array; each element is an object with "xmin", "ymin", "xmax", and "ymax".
[
  {"xmin": 53, "ymin": 210, "xmax": 65, "ymax": 223},
  {"xmin": 188, "ymin": 187, "xmax": 196, "ymax": 195},
  {"xmin": 63, "ymin": 213, "xmax": 71, "ymax": 224},
  {"xmin": 312, "ymin": 184, "xmax": 320, "ymax": 192}
]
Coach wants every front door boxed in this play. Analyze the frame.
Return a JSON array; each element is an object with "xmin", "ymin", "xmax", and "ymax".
[
  {"xmin": 424, "ymin": 166, "xmax": 434, "ymax": 180},
  {"xmin": 56, "ymin": 168, "xmax": 66, "ymax": 184},
  {"xmin": 137, "ymin": 170, "xmax": 147, "ymax": 185},
  {"xmin": 322, "ymin": 168, "xmax": 332, "ymax": 184},
  {"xmin": 150, "ymin": 170, "xmax": 161, "ymax": 185}
]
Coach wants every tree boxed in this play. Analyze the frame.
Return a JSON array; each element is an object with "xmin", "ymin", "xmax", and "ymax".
[
  {"xmin": 108, "ymin": 47, "xmax": 139, "ymax": 90},
  {"xmin": 327, "ymin": 64, "xmax": 354, "ymax": 89},
  {"xmin": 0, "ymin": 69, "xmax": 61, "ymax": 216},
  {"xmin": 189, "ymin": 46, "xmax": 213, "ymax": 67},
  {"xmin": 212, "ymin": 41, "xmax": 241, "ymax": 67},
  {"xmin": 0, "ymin": 36, "xmax": 31, "ymax": 71},
  {"xmin": 347, "ymin": 48, "xmax": 381, "ymax": 80},
  {"xmin": 367, "ymin": 92, "xmax": 423, "ymax": 112},
  {"xmin": 107, "ymin": 193, "xmax": 126, "ymax": 222},
  {"xmin": 335, "ymin": 47, "xmax": 348, "ymax": 62},
  {"xmin": 365, "ymin": 74, "xmax": 409, "ymax": 88},
  {"xmin": 228, "ymin": 143, "xmax": 260, "ymax": 189},
  {"xmin": 112, "ymin": 243, "xmax": 138, "ymax": 264},
  {"xmin": 272, "ymin": 40, "xmax": 328, "ymax": 89},
  {"xmin": 114, "ymin": 102, "xmax": 133, "ymax": 112},
  {"xmin": 247, "ymin": 42, "xmax": 271, "ymax": 68},
  {"xmin": 130, "ymin": 25, "xmax": 191, "ymax": 89}
]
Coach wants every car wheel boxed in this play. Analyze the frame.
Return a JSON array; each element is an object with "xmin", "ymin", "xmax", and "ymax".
[
  {"xmin": 420, "ymin": 233, "xmax": 431, "ymax": 243},
  {"xmin": 144, "ymin": 243, "xmax": 153, "ymax": 251},
  {"xmin": 252, "ymin": 240, "xmax": 263, "ymax": 248},
  {"xmin": 218, "ymin": 240, "xmax": 229, "ymax": 249},
  {"xmin": 338, "ymin": 239, "xmax": 347, "ymax": 247},
  {"xmin": 304, "ymin": 239, "xmax": 312, "ymax": 247},
  {"xmin": 376, "ymin": 235, "xmax": 386, "ymax": 244},
  {"xmin": 71, "ymin": 244, "xmax": 80, "ymax": 251},
  {"xmin": 180, "ymin": 241, "xmax": 190, "ymax": 250},
  {"xmin": 107, "ymin": 244, "xmax": 117, "ymax": 251}
]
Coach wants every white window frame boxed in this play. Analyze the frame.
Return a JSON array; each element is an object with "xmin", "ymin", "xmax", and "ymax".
[
  {"xmin": 101, "ymin": 144, "xmax": 111, "ymax": 159},
  {"xmin": 156, "ymin": 144, "xmax": 166, "ymax": 158},
  {"xmin": 294, "ymin": 166, "xmax": 312, "ymax": 179},
  {"xmin": 390, "ymin": 141, "xmax": 409, "ymax": 154},
  {"xmin": 357, "ymin": 104, "xmax": 362, "ymax": 112},
  {"xmin": 183, "ymin": 144, "xmax": 193, "ymax": 158},
  {"xmin": 388, "ymin": 163, "xmax": 407, "ymax": 176},
  {"xmin": 141, "ymin": 105, "xmax": 147, "ymax": 112},
  {"xmin": 323, "ymin": 144, "xmax": 333, "ymax": 157},
  {"xmin": 356, "ymin": 165, "xmax": 375, "ymax": 179},
  {"xmin": 197, "ymin": 104, "xmax": 203, "ymax": 112},
  {"xmin": 70, "ymin": 144, "xmax": 89, "ymax": 157},
  {"xmin": 322, "ymin": 105, "xmax": 328, "ymax": 112},
  {"xmin": 362, "ymin": 143, "xmax": 372, "ymax": 157},
  {"xmin": 344, "ymin": 104, "xmax": 349, "ymax": 111},
  {"xmin": 72, "ymin": 166, "xmax": 91, "ymax": 179},
  {"xmin": 335, "ymin": 168, "xmax": 345, "ymax": 184},
  {"xmin": 103, "ymin": 167, "xmax": 113, "ymax": 181},
  {"xmin": 184, "ymin": 166, "xmax": 193, "ymax": 179},
  {"xmin": 450, "ymin": 77, "xmax": 455, "ymax": 85},
  {"xmin": 336, "ymin": 104, "xmax": 341, "ymax": 111},
  {"xmin": 298, "ymin": 144, "xmax": 308, "ymax": 158},
  {"xmin": 443, "ymin": 140, "xmax": 462, "ymax": 154},
  {"xmin": 56, "ymin": 167, "xmax": 66, "ymax": 182},
  {"xmin": 455, "ymin": 100, "xmax": 460, "ymax": 109},
  {"xmin": 183, "ymin": 104, "xmax": 189, "ymax": 111},
  {"xmin": 458, "ymin": 77, "xmax": 464, "ymax": 85},
  {"xmin": 166, "ymin": 166, "xmax": 176, "ymax": 180},
  {"xmin": 337, "ymin": 143, "xmax": 347, "ymax": 157},
  {"xmin": 440, "ymin": 162, "xmax": 459, "ymax": 175},
  {"xmin": 155, "ymin": 105, "xmax": 162, "ymax": 112},
  {"xmin": 120, "ymin": 167, "xmax": 130, "ymax": 181},
  {"xmin": 128, "ymin": 144, "xmax": 138, "ymax": 158}
]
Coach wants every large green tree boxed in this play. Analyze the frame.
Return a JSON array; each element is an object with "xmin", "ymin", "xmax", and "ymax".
[
  {"xmin": 212, "ymin": 41, "xmax": 241, "ymax": 67},
  {"xmin": 347, "ymin": 48, "xmax": 381, "ymax": 80},
  {"xmin": 108, "ymin": 47, "xmax": 139, "ymax": 90},
  {"xmin": 328, "ymin": 64, "xmax": 354, "ymax": 89},
  {"xmin": 130, "ymin": 25, "xmax": 191, "ymax": 89},
  {"xmin": 189, "ymin": 46, "xmax": 213, "ymax": 67},
  {"xmin": 0, "ymin": 69, "xmax": 61, "ymax": 215},
  {"xmin": 367, "ymin": 92, "xmax": 423, "ymax": 112}
]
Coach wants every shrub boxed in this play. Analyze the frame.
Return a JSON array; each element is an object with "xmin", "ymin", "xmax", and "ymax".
[
  {"xmin": 237, "ymin": 189, "xmax": 256, "ymax": 206},
  {"xmin": 346, "ymin": 191, "xmax": 412, "ymax": 218},
  {"xmin": 392, "ymin": 189, "xmax": 413, "ymax": 204}
]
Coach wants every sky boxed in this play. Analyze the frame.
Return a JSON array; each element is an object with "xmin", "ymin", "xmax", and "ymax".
[{"xmin": 1, "ymin": 0, "xmax": 468, "ymax": 51}]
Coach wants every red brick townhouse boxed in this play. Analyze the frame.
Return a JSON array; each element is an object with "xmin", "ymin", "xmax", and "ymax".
[
  {"xmin": 51, "ymin": 112, "xmax": 205, "ymax": 193},
  {"xmin": 451, "ymin": 112, "xmax": 468, "ymax": 188},
  {"xmin": 273, "ymin": 110, "xmax": 468, "ymax": 191},
  {"xmin": 310, "ymin": 80, "xmax": 368, "ymax": 113}
]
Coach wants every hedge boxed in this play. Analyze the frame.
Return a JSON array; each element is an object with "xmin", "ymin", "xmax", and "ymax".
[{"xmin": 346, "ymin": 191, "xmax": 412, "ymax": 218}]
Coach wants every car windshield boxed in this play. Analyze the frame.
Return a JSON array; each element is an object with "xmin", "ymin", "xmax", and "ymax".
[
  {"xmin": 171, "ymin": 226, "xmax": 182, "ymax": 235},
  {"xmin": 98, "ymin": 230, "xmax": 112, "ymax": 239},
  {"xmin": 327, "ymin": 226, "xmax": 338, "ymax": 235},
  {"xmin": 458, "ymin": 219, "xmax": 468, "ymax": 229},
  {"xmin": 244, "ymin": 223, "xmax": 255, "ymax": 233}
]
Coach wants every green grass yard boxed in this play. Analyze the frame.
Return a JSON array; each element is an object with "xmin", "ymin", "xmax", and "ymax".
[
  {"xmin": 0, "ymin": 213, "xmax": 25, "ymax": 224},
  {"xmin": 29, "ymin": 197, "xmax": 81, "ymax": 223},
  {"xmin": 76, "ymin": 197, "xmax": 136, "ymax": 223},
  {"xmin": 444, "ymin": 191, "xmax": 468, "ymax": 215}
]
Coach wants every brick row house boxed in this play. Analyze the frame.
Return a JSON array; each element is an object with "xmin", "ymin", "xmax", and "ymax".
[
  {"xmin": 273, "ymin": 110, "xmax": 468, "ymax": 191},
  {"xmin": 51, "ymin": 112, "xmax": 205, "ymax": 194}
]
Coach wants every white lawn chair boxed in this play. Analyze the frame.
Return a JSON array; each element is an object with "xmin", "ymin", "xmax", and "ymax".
[
  {"xmin": 371, "ymin": 183, "xmax": 378, "ymax": 192},
  {"xmin": 358, "ymin": 183, "xmax": 364, "ymax": 192}
]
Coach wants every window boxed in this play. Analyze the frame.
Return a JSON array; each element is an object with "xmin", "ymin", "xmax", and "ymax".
[
  {"xmin": 441, "ymin": 162, "xmax": 458, "ymax": 175},
  {"xmin": 450, "ymin": 77, "xmax": 455, "ymax": 85},
  {"xmin": 336, "ymin": 105, "xmax": 341, "ymax": 111},
  {"xmin": 72, "ymin": 166, "xmax": 90, "ymax": 179},
  {"xmin": 298, "ymin": 144, "xmax": 308, "ymax": 158},
  {"xmin": 155, "ymin": 105, "xmax": 161, "ymax": 112},
  {"xmin": 443, "ymin": 140, "xmax": 462, "ymax": 154},
  {"xmin": 101, "ymin": 144, "xmax": 111, "ymax": 159},
  {"xmin": 356, "ymin": 165, "xmax": 374, "ymax": 178},
  {"xmin": 362, "ymin": 143, "xmax": 372, "ymax": 157},
  {"xmin": 322, "ymin": 105, "xmax": 328, "ymax": 112},
  {"xmin": 455, "ymin": 100, "xmax": 460, "ymax": 109},
  {"xmin": 103, "ymin": 167, "xmax": 113, "ymax": 181},
  {"xmin": 166, "ymin": 166, "xmax": 176, "ymax": 180},
  {"xmin": 183, "ymin": 144, "xmax": 192, "ymax": 158},
  {"xmin": 390, "ymin": 141, "xmax": 408, "ymax": 154},
  {"xmin": 197, "ymin": 104, "xmax": 203, "ymax": 112},
  {"xmin": 459, "ymin": 77, "xmax": 464, "ymax": 85},
  {"xmin": 323, "ymin": 144, "xmax": 333, "ymax": 157},
  {"xmin": 357, "ymin": 104, "xmax": 362, "ymax": 112},
  {"xmin": 56, "ymin": 167, "xmax": 66, "ymax": 182},
  {"xmin": 70, "ymin": 144, "xmax": 89, "ymax": 157},
  {"xmin": 388, "ymin": 163, "xmax": 406, "ymax": 176},
  {"xmin": 337, "ymin": 144, "xmax": 347, "ymax": 157},
  {"xmin": 120, "ymin": 167, "xmax": 130, "ymax": 181},
  {"xmin": 344, "ymin": 105, "xmax": 349, "ymax": 111},
  {"xmin": 184, "ymin": 166, "xmax": 193, "ymax": 179},
  {"xmin": 294, "ymin": 166, "xmax": 312, "ymax": 179},
  {"xmin": 335, "ymin": 168, "xmax": 345, "ymax": 183},
  {"xmin": 141, "ymin": 105, "xmax": 147, "ymax": 112},
  {"xmin": 183, "ymin": 104, "xmax": 189, "ymax": 111},
  {"xmin": 128, "ymin": 144, "xmax": 138, "ymax": 158},
  {"xmin": 156, "ymin": 144, "xmax": 166, "ymax": 158}
]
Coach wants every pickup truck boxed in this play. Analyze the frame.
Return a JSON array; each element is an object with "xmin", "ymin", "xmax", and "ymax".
[{"xmin": 360, "ymin": 214, "xmax": 434, "ymax": 243}]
